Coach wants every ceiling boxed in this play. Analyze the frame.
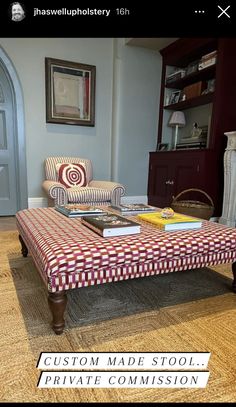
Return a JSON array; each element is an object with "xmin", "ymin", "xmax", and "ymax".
[{"xmin": 125, "ymin": 38, "xmax": 178, "ymax": 51}]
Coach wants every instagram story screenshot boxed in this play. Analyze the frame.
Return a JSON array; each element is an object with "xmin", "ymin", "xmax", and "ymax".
[{"xmin": 0, "ymin": 0, "xmax": 236, "ymax": 404}]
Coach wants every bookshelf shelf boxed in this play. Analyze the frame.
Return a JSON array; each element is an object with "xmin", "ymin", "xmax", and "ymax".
[
  {"xmin": 164, "ymin": 92, "xmax": 214, "ymax": 110},
  {"xmin": 148, "ymin": 37, "xmax": 236, "ymax": 217},
  {"xmin": 165, "ymin": 65, "xmax": 216, "ymax": 90}
]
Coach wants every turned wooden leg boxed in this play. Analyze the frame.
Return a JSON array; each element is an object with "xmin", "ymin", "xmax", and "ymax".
[
  {"xmin": 19, "ymin": 235, "xmax": 28, "ymax": 257},
  {"xmin": 232, "ymin": 262, "xmax": 236, "ymax": 293},
  {"xmin": 48, "ymin": 291, "xmax": 67, "ymax": 335}
]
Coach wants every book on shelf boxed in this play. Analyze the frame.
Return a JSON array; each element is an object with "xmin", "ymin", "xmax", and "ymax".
[
  {"xmin": 137, "ymin": 212, "xmax": 202, "ymax": 231},
  {"xmin": 81, "ymin": 213, "xmax": 141, "ymax": 237},
  {"xmin": 198, "ymin": 50, "xmax": 217, "ymax": 70},
  {"xmin": 176, "ymin": 141, "xmax": 206, "ymax": 150},
  {"xmin": 55, "ymin": 204, "xmax": 107, "ymax": 218},
  {"xmin": 109, "ymin": 203, "xmax": 157, "ymax": 215},
  {"xmin": 198, "ymin": 57, "xmax": 217, "ymax": 70},
  {"xmin": 201, "ymin": 50, "xmax": 217, "ymax": 61},
  {"xmin": 166, "ymin": 69, "xmax": 186, "ymax": 83}
]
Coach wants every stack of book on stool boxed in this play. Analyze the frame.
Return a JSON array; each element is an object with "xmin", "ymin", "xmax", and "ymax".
[
  {"xmin": 110, "ymin": 203, "xmax": 157, "ymax": 215},
  {"xmin": 138, "ymin": 212, "xmax": 202, "ymax": 231},
  {"xmin": 55, "ymin": 204, "xmax": 107, "ymax": 218},
  {"xmin": 81, "ymin": 213, "xmax": 141, "ymax": 237}
]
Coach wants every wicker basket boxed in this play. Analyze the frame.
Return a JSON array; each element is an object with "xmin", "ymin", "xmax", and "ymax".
[{"xmin": 171, "ymin": 188, "xmax": 214, "ymax": 220}]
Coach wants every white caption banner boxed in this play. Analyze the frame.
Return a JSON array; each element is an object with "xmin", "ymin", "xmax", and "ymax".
[
  {"xmin": 37, "ymin": 352, "xmax": 210, "ymax": 370},
  {"xmin": 38, "ymin": 371, "xmax": 210, "ymax": 388}
]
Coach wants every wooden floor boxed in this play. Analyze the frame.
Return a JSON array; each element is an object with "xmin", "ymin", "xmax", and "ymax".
[{"xmin": 0, "ymin": 216, "xmax": 16, "ymax": 231}]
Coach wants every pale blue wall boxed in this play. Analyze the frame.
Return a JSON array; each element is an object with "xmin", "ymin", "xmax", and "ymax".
[
  {"xmin": 114, "ymin": 40, "xmax": 161, "ymax": 195},
  {"xmin": 0, "ymin": 38, "xmax": 162, "ymax": 199}
]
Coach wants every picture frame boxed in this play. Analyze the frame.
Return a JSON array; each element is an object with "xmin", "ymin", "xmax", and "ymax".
[
  {"xmin": 169, "ymin": 90, "xmax": 181, "ymax": 105},
  {"xmin": 157, "ymin": 143, "xmax": 169, "ymax": 151},
  {"xmin": 45, "ymin": 57, "xmax": 96, "ymax": 126}
]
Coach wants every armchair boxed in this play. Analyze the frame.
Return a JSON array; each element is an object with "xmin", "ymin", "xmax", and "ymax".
[{"xmin": 42, "ymin": 156, "xmax": 125, "ymax": 207}]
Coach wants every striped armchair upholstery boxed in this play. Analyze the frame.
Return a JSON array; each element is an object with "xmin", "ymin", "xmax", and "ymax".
[{"xmin": 42, "ymin": 156, "xmax": 125, "ymax": 207}]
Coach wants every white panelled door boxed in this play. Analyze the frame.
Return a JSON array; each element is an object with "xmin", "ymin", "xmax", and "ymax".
[{"xmin": 0, "ymin": 64, "xmax": 18, "ymax": 215}]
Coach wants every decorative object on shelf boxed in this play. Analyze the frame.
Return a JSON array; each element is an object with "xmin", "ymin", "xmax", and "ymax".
[
  {"xmin": 45, "ymin": 57, "xmax": 96, "ymax": 126},
  {"xmin": 157, "ymin": 142, "xmax": 169, "ymax": 151},
  {"xmin": 186, "ymin": 60, "xmax": 199, "ymax": 76},
  {"xmin": 178, "ymin": 124, "xmax": 208, "ymax": 149},
  {"xmin": 168, "ymin": 111, "xmax": 186, "ymax": 150},
  {"xmin": 191, "ymin": 122, "xmax": 203, "ymax": 139},
  {"xmin": 165, "ymin": 68, "xmax": 186, "ymax": 84},
  {"xmin": 183, "ymin": 81, "xmax": 206, "ymax": 100},
  {"xmin": 160, "ymin": 207, "xmax": 175, "ymax": 219},
  {"xmin": 202, "ymin": 79, "xmax": 215, "ymax": 95},
  {"xmin": 169, "ymin": 90, "xmax": 181, "ymax": 105}
]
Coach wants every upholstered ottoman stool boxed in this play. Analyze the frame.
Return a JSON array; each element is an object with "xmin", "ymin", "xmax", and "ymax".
[{"xmin": 16, "ymin": 207, "xmax": 236, "ymax": 334}]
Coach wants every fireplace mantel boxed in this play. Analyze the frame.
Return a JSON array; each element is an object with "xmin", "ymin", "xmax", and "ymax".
[{"xmin": 219, "ymin": 131, "xmax": 236, "ymax": 227}]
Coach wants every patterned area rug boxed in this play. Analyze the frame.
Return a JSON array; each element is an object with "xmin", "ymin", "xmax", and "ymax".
[
  {"xmin": 1, "ymin": 229, "xmax": 236, "ymax": 402},
  {"xmin": 8, "ymin": 234, "xmax": 233, "ymax": 331}
]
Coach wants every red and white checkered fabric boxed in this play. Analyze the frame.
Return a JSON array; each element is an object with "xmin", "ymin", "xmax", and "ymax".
[{"xmin": 15, "ymin": 208, "xmax": 236, "ymax": 293}]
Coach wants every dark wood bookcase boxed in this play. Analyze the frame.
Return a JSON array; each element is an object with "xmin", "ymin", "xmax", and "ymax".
[{"xmin": 148, "ymin": 38, "xmax": 236, "ymax": 216}]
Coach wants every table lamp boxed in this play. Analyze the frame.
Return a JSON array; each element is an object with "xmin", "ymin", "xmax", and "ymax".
[{"xmin": 169, "ymin": 111, "xmax": 186, "ymax": 150}]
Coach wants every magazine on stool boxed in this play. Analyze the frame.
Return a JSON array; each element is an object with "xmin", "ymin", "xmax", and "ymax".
[
  {"xmin": 55, "ymin": 204, "xmax": 107, "ymax": 218},
  {"xmin": 109, "ymin": 203, "xmax": 157, "ymax": 215}
]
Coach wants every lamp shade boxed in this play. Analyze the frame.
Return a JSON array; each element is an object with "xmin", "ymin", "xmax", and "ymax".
[{"xmin": 169, "ymin": 111, "xmax": 186, "ymax": 127}]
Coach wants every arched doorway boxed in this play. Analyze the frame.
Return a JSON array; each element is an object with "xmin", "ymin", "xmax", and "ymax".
[{"xmin": 0, "ymin": 47, "xmax": 27, "ymax": 215}]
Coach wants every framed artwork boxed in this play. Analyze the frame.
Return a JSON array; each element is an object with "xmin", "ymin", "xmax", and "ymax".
[
  {"xmin": 169, "ymin": 90, "xmax": 181, "ymax": 105},
  {"xmin": 157, "ymin": 142, "xmax": 169, "ymax": 151},
  {"xmin": 45, "ymin": 57, "xmax": 96, "ymax": 126}
]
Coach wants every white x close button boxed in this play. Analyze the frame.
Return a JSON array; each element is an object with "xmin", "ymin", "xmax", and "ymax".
[{"xmin": 217, "ymin": 5, "xmax": 231, "ymax": 18}]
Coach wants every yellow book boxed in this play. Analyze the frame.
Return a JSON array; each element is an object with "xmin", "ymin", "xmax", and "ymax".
[{"xmin": 138, "ymin": 212, "xmax": 202, "ymax": 231}]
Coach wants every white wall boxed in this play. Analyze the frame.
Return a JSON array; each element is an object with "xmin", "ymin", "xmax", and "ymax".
[{"xmin": 0, "ymin": 38, "xmax": 162, "ymax": 200}]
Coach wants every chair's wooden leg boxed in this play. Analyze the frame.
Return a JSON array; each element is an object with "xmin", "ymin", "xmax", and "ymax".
[
  {"xmin": 19, "ymin": 235, "xmax": 28, "ymax": 257},
  {"xmin": 232, "ymin": 262, "xmax": 236, "ymax": 293},
  {"xmin": 48, "ymin": 291, "xmax": 68, "ymax": 335}
]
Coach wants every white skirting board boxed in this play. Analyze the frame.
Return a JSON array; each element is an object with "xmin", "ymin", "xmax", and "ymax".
[
  {"xmin": 28, "ymin": 196, "xmax": 148, "ymax": 209},
  {"xmin": 28, "ymin": 197, "xmax": 48, "ymax": 208}
]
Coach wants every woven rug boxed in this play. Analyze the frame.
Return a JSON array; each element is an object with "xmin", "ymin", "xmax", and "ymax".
[{"xmin": 1, "ymin": 229, "xmax": 236, "ymax": 402}]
